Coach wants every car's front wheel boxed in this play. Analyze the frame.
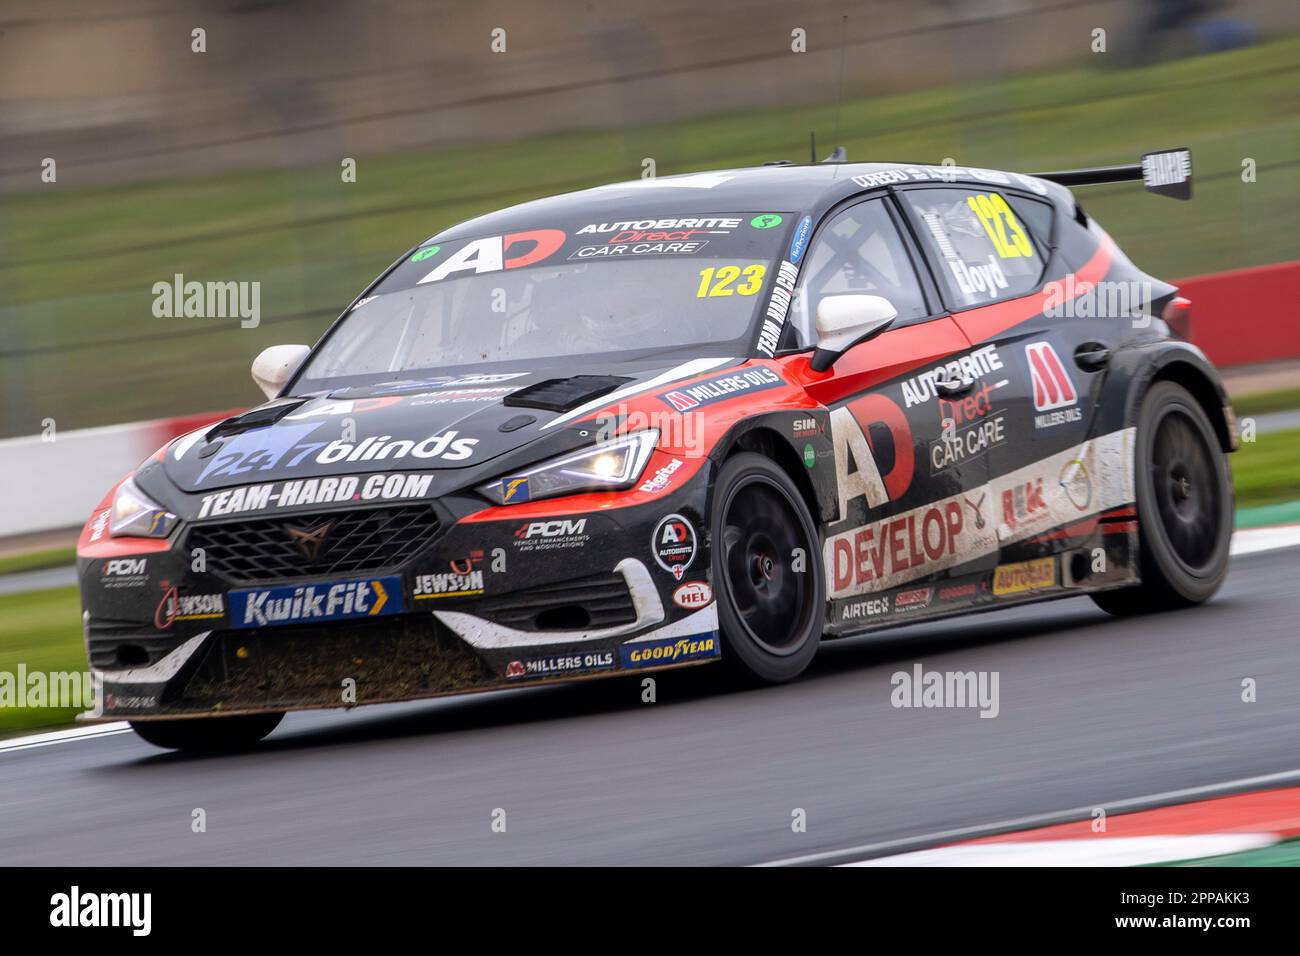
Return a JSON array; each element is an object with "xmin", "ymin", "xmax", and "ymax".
[
  {"xmin": 129, "ymin": 713, "xmax": 285, "ymax": 752},
  {"xmin": 1091, "ymin": 381, "xmax": 1233, "ymax": 616},
  {"xmin": 711, "ymin": 452, "xmax": 824, "ymax": 682}
]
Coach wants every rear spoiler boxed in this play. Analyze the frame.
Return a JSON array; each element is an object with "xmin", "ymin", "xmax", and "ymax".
[{"xmin": 1030, "ymin": 147, "xmax": 1192, "ymax": 200}]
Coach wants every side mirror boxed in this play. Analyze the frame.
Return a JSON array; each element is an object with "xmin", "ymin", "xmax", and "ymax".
[
  {"xmin": 251, "ymin": 344, "xmax": 310, "ymax": 399},
  {"xmin": 810, "ymin": 295, "xmax": 897, "ymax": 372}
]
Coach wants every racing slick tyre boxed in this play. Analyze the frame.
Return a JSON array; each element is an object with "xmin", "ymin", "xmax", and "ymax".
[
  {"xmin": 712, "ymin": 452, "xmax": 823, "ymax": 683},
  {"xmin": 1091, "ymin": 381, "xmax": 1232, "ymax": 617},
  {"xmin": 129, "ymin": 713, "xmax": 285, "ymax": 752}
]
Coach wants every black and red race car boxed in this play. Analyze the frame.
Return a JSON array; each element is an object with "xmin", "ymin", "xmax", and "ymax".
[{"xmin": 78, "ymin": 148, "xmax": 1235, "ymax": 750}]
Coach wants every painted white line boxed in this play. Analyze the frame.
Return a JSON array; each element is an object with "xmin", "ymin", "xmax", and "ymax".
[
  {"xmin": 759, "ymin": 765, "xmax": 1300, "ymax": 866},
  {"xmin": 1230, "ymin": 523, "xmax": 1300, "ymax": 556},
  {"xmin": 0, "ymin": 722, "xmax": 132, "ymax": 754},
  {"xmin": 847, "ymin": 834, "xmax": 1278, "ymax": 867}
]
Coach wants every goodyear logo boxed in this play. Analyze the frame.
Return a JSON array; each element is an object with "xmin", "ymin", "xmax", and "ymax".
[
  {"xmin": 229, "ymin": 576, "xmax": 402, "ymax": 629},
  {"xmin": 620, "ymin": 633, "xmax": 719, "ymax": 668},
  {"xmin": 991, "ymin": 558, "xmax": 1055, "ymax": 596}
]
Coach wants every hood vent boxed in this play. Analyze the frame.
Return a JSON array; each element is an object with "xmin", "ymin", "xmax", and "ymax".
[
  {"xmin": 205, "ymin": 399, "xmax": 307, "ymax": 441},
  {"xmin": 502, "ymin": 375, "xmax": 631, "ymax": 413}
]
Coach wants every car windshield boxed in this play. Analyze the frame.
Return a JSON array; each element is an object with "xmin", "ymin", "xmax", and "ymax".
[{"xmin": 295, "ymin": 211, "xmax": 794, "ymax": 390}]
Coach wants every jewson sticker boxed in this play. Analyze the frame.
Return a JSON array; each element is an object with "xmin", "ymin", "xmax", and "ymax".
[{"xmin": 229, "ymin": 576, "xmax": 403, "ymax": 628}]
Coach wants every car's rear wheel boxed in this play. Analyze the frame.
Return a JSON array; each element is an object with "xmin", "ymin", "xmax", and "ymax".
[
  {"xmin": 712, "ymin": 452, "xmax": 824, "ymax": 682},
  {"xmin": 129, "ymin": 713, "xmax": 285, "ymax": 752},
  {"xmin": 1091, "ymin": 381, "xmax": 1232, "ymax": 616}
]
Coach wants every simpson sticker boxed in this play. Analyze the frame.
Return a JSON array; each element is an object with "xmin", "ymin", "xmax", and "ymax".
[
  {"xmin": 620, "ymin": 633, "xmax": 719, "ymax": 667},
  {"xmin": 196, "ymin": 472, "xmax": 434, "ymax": 518},
  {"xmin": 229, "ymin": 576, "xmax": 402, "ymax": 628},
  {"xmin": 652, "ymin": 513, "xmax": 697, "ymax": 579},
  {"xmin": 660, "ymin": 366, "xmax": 783, "ymax": 412},
  {"xmin": 757, "ymin": 260, "xmax": 800, "ymax": 357},
  {"xmin": 992, "ymin": 557, "xmax": 1056, "ymax": 596}
]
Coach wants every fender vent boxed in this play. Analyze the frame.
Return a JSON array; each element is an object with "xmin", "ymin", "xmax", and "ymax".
[{"xmin": 476, "ymin": 572, "xmax": 636, "ymax": 631}]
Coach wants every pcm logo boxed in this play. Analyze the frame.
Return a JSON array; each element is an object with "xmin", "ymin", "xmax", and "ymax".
[
  {"xmin": 515, "ymin": 519, "xmax": 587, "ymax": 539},
  {"xmin": 104, "ymin": 559, "xmax": 146, "ymax": 576}
]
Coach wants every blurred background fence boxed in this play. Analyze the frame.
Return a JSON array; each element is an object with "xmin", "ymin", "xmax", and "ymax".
[{"xmin": 2, "ymin": 0, "xmax": 1298, "ymax": 438}]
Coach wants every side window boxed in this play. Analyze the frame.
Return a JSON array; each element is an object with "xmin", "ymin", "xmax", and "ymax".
[
  {"xmin": 903, "ymin": 188, "xmax": 1044, "ymax": 309},
  {"xmin": 788, "ymin": 199, "xmax": 929, "ymax": 347}
]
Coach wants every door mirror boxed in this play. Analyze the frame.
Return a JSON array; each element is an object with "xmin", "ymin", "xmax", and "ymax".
[
  {"xmin": 810, "ymin": 295, "xmax": 897, "ymax": 371},
  {"xmin": 251, "ymin": 344, "xmax": 310, "ymax": 399}
]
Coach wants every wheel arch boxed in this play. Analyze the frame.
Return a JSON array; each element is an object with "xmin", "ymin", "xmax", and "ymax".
[
  {"xmin": 1122, "ymin": 343, "xmax": 1238, "ymax": 454},
  {"xmin": 715, "ymin": 422, "xmax": 825, "ymax": 528}
]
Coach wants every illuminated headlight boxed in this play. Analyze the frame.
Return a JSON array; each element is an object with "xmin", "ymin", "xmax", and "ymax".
[
  {"xmin": 110, "ymin": 478, "xmax": 177, "ymax": 538},
  {"xmin": 479, "ymin": 430, "xmax": 659, "ymax": 505}
]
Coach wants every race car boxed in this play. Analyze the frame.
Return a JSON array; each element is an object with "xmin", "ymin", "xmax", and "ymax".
[{"xmin": 77, "ymin": 148, "xmax": 1235, "ymax": 750}]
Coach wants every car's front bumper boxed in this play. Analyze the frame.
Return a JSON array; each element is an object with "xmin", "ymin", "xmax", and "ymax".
[{"xmin": 78, "ymin": 458, "xmax": 720, "ymax": 721}]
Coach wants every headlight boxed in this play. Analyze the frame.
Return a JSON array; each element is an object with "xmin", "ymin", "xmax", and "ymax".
[
  {"xmin": 110, "ymin": 478, "xmax": 177, "ymax": 538},
  {"xmin": 478, "ymin": 430, "xmax": 659, "ymax": 505}
]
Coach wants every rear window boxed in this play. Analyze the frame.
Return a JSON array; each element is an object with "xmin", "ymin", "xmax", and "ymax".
[{"xmin": 902, "ymin": 188, "xmax": 1046, "ymax": 309}]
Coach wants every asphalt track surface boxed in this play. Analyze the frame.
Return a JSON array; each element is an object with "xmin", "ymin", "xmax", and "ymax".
[{"xmin": 3, "ymin": 542, "xmax": 1299, "ymax": 866}]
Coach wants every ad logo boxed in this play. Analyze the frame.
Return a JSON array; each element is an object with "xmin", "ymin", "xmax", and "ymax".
[{"xmin": 652, "ymin": 514, "xmax": 697, "ymax": 580}]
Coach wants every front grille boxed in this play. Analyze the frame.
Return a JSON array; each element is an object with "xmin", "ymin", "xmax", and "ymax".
[
  {"xmin": 475, "ymin": 571, "xmax": 637, "ymax": 631},
  {"xmin": 188, "ymin": 505, "xmax": 440, "ymax": 584}
]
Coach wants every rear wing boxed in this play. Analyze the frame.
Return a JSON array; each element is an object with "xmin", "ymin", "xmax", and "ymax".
[{"xmin": 1030, "ymin": 147, "xmax": 1192, "ymax": 200}]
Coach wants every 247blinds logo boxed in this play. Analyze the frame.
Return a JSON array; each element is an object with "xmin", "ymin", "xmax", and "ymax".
[{"xmin": 1025, "ymin": 341, "xmax": 1082, "ymax": 432}]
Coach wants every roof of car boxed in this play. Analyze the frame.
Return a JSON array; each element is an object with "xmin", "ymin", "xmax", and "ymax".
[{"xmin": 429, "ymin": 162, "xmax": 1058, "ymax": 243}]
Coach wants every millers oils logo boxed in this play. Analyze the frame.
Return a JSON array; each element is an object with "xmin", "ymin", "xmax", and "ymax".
[{"xmin": 620, "ymin": 634, "xmax": 719, "ymax": 668}]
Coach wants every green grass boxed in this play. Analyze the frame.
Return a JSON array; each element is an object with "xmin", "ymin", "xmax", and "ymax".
[
  {"xmin": 0, "ymin": 587, "xmax": 90, "ymax": 737},
  {"xmin": 2, "ymin": 34, "xmax": 1299, "ymax": 436},
  {"xmin": 1231, "ymin": 387, "xmax": 1300, "ymax": 418},
  {"xmin": 0, "ymin": 546, "xmax": 77, "ymax": 578},
  {"xmin": 1232, "ymin": 426, "xmax": 1300, "ymax": 508}
]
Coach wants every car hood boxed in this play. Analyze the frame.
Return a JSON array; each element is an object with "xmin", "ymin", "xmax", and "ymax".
[{"xmin": 162, "ymin": 358, "xmax": 738, "ymax": 493}]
